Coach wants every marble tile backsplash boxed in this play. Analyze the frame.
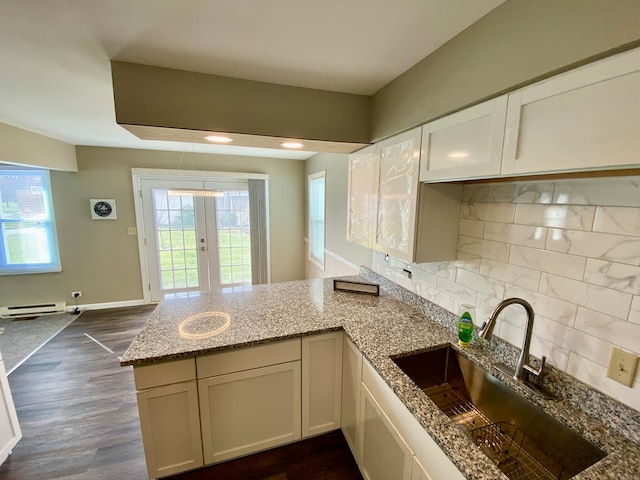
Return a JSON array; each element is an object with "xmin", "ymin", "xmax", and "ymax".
[{"xmin": 373, "ymin": 176, "xmax": 640, "ymax": 412}]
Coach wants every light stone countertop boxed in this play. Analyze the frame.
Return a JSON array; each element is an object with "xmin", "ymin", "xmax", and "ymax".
[{"xmin": 121, "ymin": 272, "xmax": 640, "ymax": 480}]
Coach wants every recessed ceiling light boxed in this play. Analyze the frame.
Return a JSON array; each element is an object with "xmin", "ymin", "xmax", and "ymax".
[
  {"xmin": 204, "ymin": 135, "xmax": 234, "ymax": 143},
  {"xmin": 281, "ymin": 142, "xmax": 305, "ymax": 149}
]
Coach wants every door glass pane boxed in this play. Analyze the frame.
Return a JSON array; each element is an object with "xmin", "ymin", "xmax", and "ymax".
[
  {"xmin": 153, "ymin": 189, "xmax": 199, "ymax": 291},
  {"xmin": 215, "ymin": 190, "xmax": 251, "ymax": 285}
]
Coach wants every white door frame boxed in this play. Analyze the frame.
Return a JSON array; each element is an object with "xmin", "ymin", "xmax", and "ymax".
[{"xmin": 131, "ymin": 168, "xmax": 270, "ymax": 304}]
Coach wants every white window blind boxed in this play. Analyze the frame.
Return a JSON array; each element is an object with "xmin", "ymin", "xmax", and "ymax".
[
  {"xmin": 0, "ymin": 168, "xmax": 61, "ymax": 275},
  {"xmin": 308, "ymin": 171, "xmax": 325, "ymax": 269}
]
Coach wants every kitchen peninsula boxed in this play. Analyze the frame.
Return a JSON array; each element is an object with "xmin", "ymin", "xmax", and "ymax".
[{"xmin": 121, "ymin": 271, "xmax": 640, "ymax": 480}]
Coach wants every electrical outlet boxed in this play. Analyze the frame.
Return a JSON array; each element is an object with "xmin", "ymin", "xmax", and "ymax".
[
  {"xmin": 607, "ymin": 347, "xmax": 638, "ymax": 387},
  {"xmin": 71, "ymin": 291, "xmax": 82, "ymax": 298}
]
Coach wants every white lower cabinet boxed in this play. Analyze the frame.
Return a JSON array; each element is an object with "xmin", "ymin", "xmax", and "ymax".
[
  {"xmin": 197, "ymin": 339, "xmax": 302, "ymax": 465},
  {"xmin": 302, "ymin": 331, "xmax": 342, "ymax": 437},
  {"xmin": 135, "ymin": 364, "xmax": 203, "ymax": 478},
  {"xmin": 0, "ymin": 354, "xmax": 22, "ymax": 466},
  {"xmin": 358, "ymin": 383, "xmax": 413, "ymax": 480},
  {"xmin": 341, "ymin": 335, "xmax": 363, "ymax": 457},
  {"xmin": 411, "ymin": 456, "xmax": 433, "ymax": 480},
  {"xmin": 133, "ymin": 335, "xmax": 465, "ymax": 480},
  {"xmin": 360, "ymin": 359, "xmax": 464, "ymax": 480},
  {"xmin": 199, "ymin": 361, "xmax": 302, "ymax": 464}
]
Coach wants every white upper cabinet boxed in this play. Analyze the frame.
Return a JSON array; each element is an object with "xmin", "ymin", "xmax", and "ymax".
[
  {"xmin": 347, "ymin": 127, "xmax": 461, "ymax": 263},
  {"xmin": 374, "ymin": 127, "xmax": 422, "ymax": 261},
  {"xmin": 502, "ymin": 47, "xmax": 640, "ymax": 176},
  {"xmin": 347, "ymin": 144, "xmax": 378, "ymax": 248},
  {"xmin": 420, "ymin": 95, "xmax": 508, "ymax": 182}
]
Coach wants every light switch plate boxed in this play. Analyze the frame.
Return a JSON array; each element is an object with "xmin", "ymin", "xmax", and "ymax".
[{"xmin": 607, "ymin": 347, "xmax": 638, "ymax": 387}]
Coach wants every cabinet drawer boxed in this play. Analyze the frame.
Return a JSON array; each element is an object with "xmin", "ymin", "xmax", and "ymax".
[
  {"xmin": 134, "ymin": 357, "xmax": 196, "ymax": 390},
  {"xmin": 197, "ymin": 338, "xmax": 301, "ymax": 378}
]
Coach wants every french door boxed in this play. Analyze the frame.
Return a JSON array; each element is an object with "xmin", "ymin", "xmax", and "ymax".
[{"xmin": 140, "ymin": 179, "xmax": 251, "ymax": 302}]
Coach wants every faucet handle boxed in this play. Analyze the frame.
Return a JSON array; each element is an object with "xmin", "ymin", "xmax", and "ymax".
[{"xmin": 524, "ymin": 355, "xmax": 547, "ymax": 382}]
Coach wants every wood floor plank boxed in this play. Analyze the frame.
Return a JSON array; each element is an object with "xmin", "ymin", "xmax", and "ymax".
[{"xmin": 0, "ymin": 305, "xmax": 363, "ymax": 480}]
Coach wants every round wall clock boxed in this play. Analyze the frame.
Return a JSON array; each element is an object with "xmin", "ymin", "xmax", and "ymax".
[{"xmin": 90, "ymin": 198, "xmax": 117, "ymax": 220}]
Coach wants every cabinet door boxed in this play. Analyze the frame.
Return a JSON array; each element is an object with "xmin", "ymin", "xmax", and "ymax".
[
  {"xmin": 136, "ymin": 381, "xmax": 203, "ymax": 478},
  {"xmin": 358, "ymin": 383, "xmax": 413, "ymax": 480},
  {"xmin": 0, "ymin": 358, "xmax": 21, "ymax": 466},
  {"xmin": 411, "ymin": 456, "xmax": 434, "ymax": 480},
  {"xmin": 502, "ymin": 47, "xmax": 640, "ymax": 176},
  {"xmin": 347, "ymin": 144, "xmax": 378, "ymax": 248},
  {"xmin": 374, "ymin": 127, "xmax": 422, "ymax": 262},
  {"xmin": 199, "ymin": 361, "xmax": 301, "ymax": 465},
  {"xmin": 302, "ymin": 332, "xmax": 342, "ymax": 438},
  {"xmin": 420, "ymin": 96, "xmax": 507, "ymax": 182},
  {"xmin": 341, "ymin": 335, "xmax": 362, "ymax": 457}
]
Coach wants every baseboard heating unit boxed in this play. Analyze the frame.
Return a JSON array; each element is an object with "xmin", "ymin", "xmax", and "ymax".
[{"xmin": 0, "ymin": 302, "xmax": 67, "ymax": 319}]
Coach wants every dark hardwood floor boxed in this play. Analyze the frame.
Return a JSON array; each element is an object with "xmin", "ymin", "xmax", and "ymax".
[
  {"xmin": 0, "ymin": 306, "xmax": 363, "ymax": 480},
  {"xmin": 167, "ymin": 430, "xmax": 362, "ymax": 480}
]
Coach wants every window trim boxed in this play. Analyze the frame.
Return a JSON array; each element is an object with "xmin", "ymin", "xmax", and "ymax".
[
  {"xmin": 308, "ymin": 171, "xmax": 326, "ymax": 270},
  {"xmin": 0, "ymin": 168, "xmax": 61, "ymax": 275}
]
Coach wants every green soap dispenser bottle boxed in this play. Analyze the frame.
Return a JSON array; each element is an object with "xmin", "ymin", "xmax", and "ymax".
[{"xmin": 458, "ymin": 304, "xmax": 475, "ymax": 346}]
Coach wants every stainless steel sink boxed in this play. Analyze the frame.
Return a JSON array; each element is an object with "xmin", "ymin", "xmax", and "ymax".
[{"xmin": 393, "ymin": 345, "xmax": 606, "ymax": 480}]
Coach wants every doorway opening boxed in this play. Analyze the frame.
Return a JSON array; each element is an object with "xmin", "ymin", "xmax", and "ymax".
[{"xmin": 132, "ymin": 169, "xmax": 269, "ymax": 303}]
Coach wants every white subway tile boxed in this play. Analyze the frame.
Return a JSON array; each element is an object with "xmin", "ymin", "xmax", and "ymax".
[
  {"xmin": 452, "ymin": 252, "xmax": 481, "ymax": 274},
  {"xmin": 567, "ymin": 353, "xmax": 640, "ymax": 412},
  {"xmin": 562, "ymin": 327, "xmax": 617, "ymax": 368},
  {"xmin": 435, "ymin": 276, "xmax": 477, "ymax": 306},
  {"xmin": 458, "ymin": 236, "xmax": 510, "ymax": 262},
  {"xmin": 475, "ymin": 293, "xmax": 502, "ymax": 327},
  {"xmin": 532, "ymin": 315, "xmax": 615, "ymax": 368},
  {"xmin": 629, "ymin": 296, "xmax": 640, "ymax": 325},
  {"xmin": 532, "ymin": 315, "xmax": 569, "ymax": 344},
  {"xmin": 509, "ymin": 245, "xmax": 586, "ymax": 280},
  {"xmin": 408, "ymin": 266, "xmax": 438, "ymax": 289},
  {"xmin": 459, "ymin": 218, "xmax": 485, "ymax": 238},
  {"xmin": 461, "ymin": 203, "xmax": 515, "ymax": 222},
  {"xmin": 529, "ymin": 335, "xmax": 570, "ymax": 371},
  {"xmin": 419, "ymin": 284, "xmax": 457, "ymax": 313},
  {"xmin": 480, "ymin": 258, "xmax": 540, "ymax": 291},
  {"xmin": 419, "ymin": 262, "xmax": 456, "ymax": 280},
  {"xmin": 462, "ymin": 184, "xmax": 490, "ymax": 203},
  {"xmin": 485, "ymin": 222, "xmax": 547, "ymax": 248},
  {"xmin": 584, "ymin": 259, "xmax": 640, "ymax": 295},
  {"xmin": 496, "ymin": 320, "xmax": 524, "ymax": 350},
  {"xmin": 496, "ymin": 321, "xmax": 569, "ymax": 370},
  {"xmin": 545, "ymin": 229, "xmax": 640, "ymax": 266},
  {"xmin": 495, "ymin": 302, "xmax": 529, "ymax": 329},
  {"xmin": 504, "ymin": 284, "xmax": 577, "ymax": 326},
  {"xmin": 456, "ymin": 269, "xmax": 505, "ymax": 298},
  {"xmin": 488, "ymin": 182, "xmax": 554, "ymax": 204},
  {"xmin": 514, "ymin": 204, "xmax": 595, "ymax": 230},
  {"xmin": 540, "ymin": 273, "xmax": 632, "ymax": 319},
  {"xmin": 574, "ymin": 307, "xmax": 640, "ymax": 355},
  {"xmin": 593, "ymin": 206, "xmax": 640, "ymax": 236},
  {"xmin": 554, "ymin": 177, "xmax": 640, "ymax": 207},
  {"xmin": 393, "ymin": 270, "xmax": 417, "ymax": 293}
]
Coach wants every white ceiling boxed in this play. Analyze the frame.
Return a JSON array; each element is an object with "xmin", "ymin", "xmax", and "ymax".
[{"xmin": 0, "ymin": 0, "xmax": 504, "ymax": 160}]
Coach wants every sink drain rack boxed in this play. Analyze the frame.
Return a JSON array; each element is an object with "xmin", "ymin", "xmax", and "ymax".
[{"xmin": 423, "ymin": 383, "xmax": 562, "ymax": 480}]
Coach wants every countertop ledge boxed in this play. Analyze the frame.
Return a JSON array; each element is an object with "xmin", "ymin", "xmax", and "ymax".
[{"xmin": 121, "ymin": 272, "xmax": 640, "ymax": 480}]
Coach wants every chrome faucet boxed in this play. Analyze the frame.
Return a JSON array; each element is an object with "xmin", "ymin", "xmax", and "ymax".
[{"xmin": 480, "ymin": 297, "xmax": 546, "ymax": 384}]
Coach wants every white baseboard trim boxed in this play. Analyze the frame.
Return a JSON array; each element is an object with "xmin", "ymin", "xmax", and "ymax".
[{"xmin": 66, "ymin": 299, "xmax": 149, "ymax": 313}]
